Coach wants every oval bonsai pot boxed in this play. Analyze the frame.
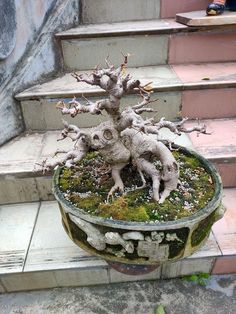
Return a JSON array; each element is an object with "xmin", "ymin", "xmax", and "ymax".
[{"xmin": 53, "ymin": 146, "xmax": 224, "ymax": 267}]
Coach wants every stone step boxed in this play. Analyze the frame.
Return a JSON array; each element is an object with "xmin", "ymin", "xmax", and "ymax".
[
  {"xmin": 56, "ymin": 20, "xmax": 236, "ymax": 70},
  {"xmin": 0, "ymin": 118, "xmax": 235, "ymax": 205},
  {"xmin": 0, "ymin": 131, "xmax": 70, "ymax": 204},
  {"xmin": 16, "ymin": 62, "xmax": 236, "ymax": 131},
  {"xmin": 57, "ymin": 19, "xmax": 181, "ymax": 70},
  {"xmin": 1, "ymin": 188, "xmax": 235, "ymax": 292},
  {"xmin": 81, "ymin": 0, "xmax": 211, "ymax": 24},
  {"xmin": 187, "ymin": 118, "xmax": 236, "ymax": 187},
  {"xmin": 0, "ymin": 129, "xmax": 192, "ymax": 205}
]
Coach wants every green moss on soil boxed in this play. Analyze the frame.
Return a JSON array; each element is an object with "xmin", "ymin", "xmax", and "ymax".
[{"xmin": 58, "ymin": 150, "xmax": 215, "ymax": 222}]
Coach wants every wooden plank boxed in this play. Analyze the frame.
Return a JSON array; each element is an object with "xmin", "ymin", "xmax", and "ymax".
[{"xmin": 176, "ymin": 10, "xmax": 236, "ymax": 26}]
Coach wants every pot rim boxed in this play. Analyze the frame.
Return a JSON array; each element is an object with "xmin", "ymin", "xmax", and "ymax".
[{"xmin": 53, "ymin": 145, "xmax": 222, "ymax": 231}]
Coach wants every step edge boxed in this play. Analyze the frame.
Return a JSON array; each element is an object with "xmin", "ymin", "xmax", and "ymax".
[
  {"xmin": 55, "ymin": 18, "xmax": 236, "ymax": 39},
  {"xmin": 16, "ymin": 80, "xmax": 236, "ymax": 101},
  {"xmin": 0, "ymin": 252, "xmax": 226, "ymax": 277},
  {"xmin": 55, "ymin": 19, "xmax": 190, "ymax": 39}
]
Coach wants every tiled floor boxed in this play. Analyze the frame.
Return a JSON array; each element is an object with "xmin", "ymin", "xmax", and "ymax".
[
  {"xmin": 0, "ymin": 203, "xmax": 39, "ymax": 274},
  {"xmin": 0, "ymin": 188, "xmax": 235, "ymax": 291},
  {"xmin": 24, "ymin": 201, "xmax": 106, "ymax": 272}
]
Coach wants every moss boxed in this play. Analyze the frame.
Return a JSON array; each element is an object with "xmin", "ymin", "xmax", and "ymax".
[
  {"xmin": 58, "ymin": 150, "xmax": 215, "ymax": 223},
  {"xmin": 181, "ymin": 155, "xmax": 201, "ymax": 168},
  {"xmin": 97, "ymin": 197, "xmax": 149, "ymax": 221},
  {"xmin": 70, "ymin": 194, "xmax": 103, "ymax": 212},
  {"xmin": 59, "ymin": 168, "xmax": 73, "ymax": 191},
  {"xmin": 86, "ymin": 151, "xmax": 99, "ymax": 160},
  {"xmin": 129, "ymin": 205, "xmax": 150, "ymax": 221},
  {"xmin": 98, "ymin": 197, "xmax": 129, "ymax": 220}
]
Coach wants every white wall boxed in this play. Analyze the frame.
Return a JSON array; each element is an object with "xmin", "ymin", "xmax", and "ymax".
[
  {"xmin": 0, "ymin": 0, "xmax": 57, "ymax": 87},
  {"xmin": 0, "ymin": 0, "xmax": 80, "ymax": 145}
]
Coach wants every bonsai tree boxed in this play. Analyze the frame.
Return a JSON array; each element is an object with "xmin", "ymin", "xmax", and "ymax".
[{"xmin": 42, "ymin": 55, "xmax": 208, "ymax": 204}]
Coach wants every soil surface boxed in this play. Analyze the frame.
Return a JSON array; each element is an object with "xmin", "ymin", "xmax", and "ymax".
[{"xmin": 59, "ymin": 150, "xmax": 215, "ymax": 222}]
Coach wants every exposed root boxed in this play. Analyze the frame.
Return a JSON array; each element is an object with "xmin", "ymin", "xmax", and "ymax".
[
  {"xmin": 107, "ymin": 163, "xmax": 127, "ymax": 202},
  {"xmin": 136, "ymin": 158, "xmax": 160, "ymax": 202}
]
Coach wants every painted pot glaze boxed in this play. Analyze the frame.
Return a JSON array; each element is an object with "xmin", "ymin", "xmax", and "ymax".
[{"xmin": 53, "ymin": 146, "xmax": 223, "ymax": 266}]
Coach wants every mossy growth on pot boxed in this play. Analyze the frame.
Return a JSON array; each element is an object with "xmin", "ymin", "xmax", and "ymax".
[{"xmin": 58, "ymin": 150, "xmax": 215, "ymax": 223}]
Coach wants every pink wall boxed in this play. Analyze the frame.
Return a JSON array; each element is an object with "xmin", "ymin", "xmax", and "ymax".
[{"xmin": 161, "ymin": 0, "xmax": 211, "ymax": 18}]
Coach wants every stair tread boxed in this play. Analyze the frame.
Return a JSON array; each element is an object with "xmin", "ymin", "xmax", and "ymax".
[
  {"xmin": 1, "ymin": 187, "xmax": 236, "ymax": 276},
  {"xmin": 0, "ymin": 131, "xmax": 71, "ymax": 177},
  {"xmin": 15, "ymin": 65, "xmax": 182, "ymax": 100},
  {"xmin": 0, "ymin": 129, "xmax": 192, "ymax": 178},
  {"xmin": 176, "ymin": 10, "xmax": 236, "ymax": 27},
  {"xmin": 1, "ymin": 118, "xmax": 236, "ymax": 179},
  {"xmin": 55, "ymin": 19, "xmax": 188, "ymax": 39},
  {"xmin": 16, "ymin": 62, "xmax": 236, "ymax": 100}
]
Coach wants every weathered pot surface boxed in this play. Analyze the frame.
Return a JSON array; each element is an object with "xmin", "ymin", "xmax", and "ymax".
[{"xmin": 53, "ymin": 146, "xmax": 224, "ymax": 266}]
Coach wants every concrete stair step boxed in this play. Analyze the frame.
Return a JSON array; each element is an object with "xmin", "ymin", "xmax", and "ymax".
[
  {"xmin": 176, "ymin": 10, "xmax": 236, "ymax": 27},
  {"xmin": 56, "ymin": 19, "xmax": 236, "ymax": 70},
  {"xmin": 1, "ymin": 188, "xmax": 236, "ymax": 292},
  {"xmin": 187, "ymin": 118, "xmax": 236, "ymax": 187},
  {"xmin": 56, "ymin": 19, "xmax": 188, "ymax": 39},
  {"xmin": 16, "ymin": 62, "xmax": 236, "ymax": 131},
  {"xmin": 0, "ymin": 131, "xmax": 70, "ymax": 204},
  {"xmin": 58, "ymin": 20, "xmax": 172, "ymax": 70},
  {"xmin": 81, "ymin": 0, "xmax": 211, "ymax": 24},
  {"xmin": 0, "ymin": 118, "xmax": 235, "ymax": 205},
  {"xmin": 0, "ymin": 129, "xmax": 192, "ymax": 205}
]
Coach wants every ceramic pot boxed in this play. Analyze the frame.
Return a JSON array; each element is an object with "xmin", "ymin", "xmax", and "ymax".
[{"xmin": 53, "ymin": 146, "xmax": 223, "ymax": 266}]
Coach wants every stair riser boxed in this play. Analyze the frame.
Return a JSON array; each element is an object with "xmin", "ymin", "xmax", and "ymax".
[
  {"xmin": 2, "ymin": 254, "xmax": 236, "ymax": 292},
  {"xmin": 161, "ymin": 0, "xmax": 210, "ymax": 18},
  {"xmin": 169, "ymin": 31, "xmax": 236, "ymax": 64},
  {"xmin": 0, "ymin": 257, "xmax": 213, "ymax": 292},
  {"xmin": 61, "ymin": 35, "xmax": 168, "ymax": 70},
  {"xmin": 21, "ymin": 92, "xmax": 181, "ymax": 131},
  {"xmin": 61, "ymin": 31, "xmax": 236, "ymax": 70},
  {"xmin": 182, "ymin": 88, "xmax": 236, "ymax": 119},
  {"xmin": 0, "ymin": 176, "xmax": 54, "ymax": 204},
  {"xmin": 214, "ymin": 163, "xmax": 236, "ymax": 188},
  {"xmin": 21, "ymin": 85, "xmax": 236, "ymax": 131},
  {"xmin": 81, "ymin": 0, "xmax": 211, "ymax": 23},
  {"xmin": 81, "ymin": 0, "xmax": 161, "ymax": 24}
]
